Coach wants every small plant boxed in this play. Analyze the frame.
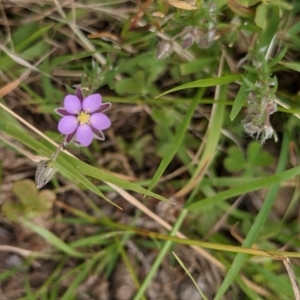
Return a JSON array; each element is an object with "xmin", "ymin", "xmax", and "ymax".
[
  {"xmin": 240, "ymin": 50, "xmax": 283, "ymax": 144},
  {"xmin": 2, "ymin": 180, "xmax": 55, "ymax": 221},
  {"xmin": 224, "ymin": 141, "xmax": 273, "ymax": 175},
  {"xmin": 55, "ymin": 87, "xmax": 111, "ymax": 147},
  {"xmin": 35, "ymin": 85, "xmax": 111, "ymax": 189},
  {"xmin": 156, "ymin": 1, "xmax": 219, "ymax": 58}
]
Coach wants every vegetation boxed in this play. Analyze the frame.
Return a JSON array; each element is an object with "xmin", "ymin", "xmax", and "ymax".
[{"xmin": 0, "ymin": 0, "xmax": 300, "ymax": 299}]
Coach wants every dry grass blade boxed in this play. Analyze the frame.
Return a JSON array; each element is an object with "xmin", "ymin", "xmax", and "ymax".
[
  {"xmin": 105, "ymin": 181, "xmax": 225, "ymax": 271},
  {"xmin": 0, "ymin": 132, "xmax": 47, "ymax": 162},
  {"xmin": 69, "ymin": 25, "xmax": 107, "ymax": 66},
  {"xmin": 52, "ymin": 0, "xmax": 66, "ymax": 19},
  {"xmin": 0, "ymin": 78, "xmax": 23, "ymax": 98},
  {"xmin": 0, "ymin": 69, "xmax": 30, "ymax": 97},
  {"xmin": 105, "ymin": 182, "xmax": 273, "ymax": 298},
  {"xmin": 166, "ymin": 0, "xmax": 197, "ymax": 10},
  {"xmin": 0, "ymin": 101, "xmax": 72, "ymax": 156},
  {"xmin": 0, "ymin": 245, "xmax": 34, "ymax": 257},
  {"xmin": 240, "ymin": 275, "xmax": 271, "ymax": 298},
  {"xmin": 1, "ymin": 1, "xmax": 299, "ymax": 299},
  {"xmin": 0, "ymin": 44, "xmax": 40, "ymax": 72},
  {"xmin": 0, "ymin": 245, "xmax": 50, "ymax": 259},
  {"xmin": 175, "ymin": 52, "xmax": 225, "ymax": 198},
  {"xmin": 283, "ymin": 257, "xmax": 300, "ymax": 300}
]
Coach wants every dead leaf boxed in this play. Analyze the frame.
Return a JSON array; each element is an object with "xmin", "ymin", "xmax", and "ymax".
[
  {"xmin": 166, "ymin": 0, "xmax": 198, "ymax": 10},
  {"xmin": 88, "ymin": 32, "xmax": 120, "ymax": 43}
]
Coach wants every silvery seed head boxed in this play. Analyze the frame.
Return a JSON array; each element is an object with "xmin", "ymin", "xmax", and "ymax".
[
  {"xmin": 156, "ymin": 40, "xmax": 173, "ymax": 60},
  {"xmin": 35, "ymin": 160, "xmax": 58, "ymax": 189}
]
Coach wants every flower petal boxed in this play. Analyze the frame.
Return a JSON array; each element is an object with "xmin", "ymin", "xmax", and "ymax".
[
  {"xmin": 65, "ymin": 131, "xmax": 76, "ymax": 144},
  {"xmin": 58, "ymin": 116, "xmax": 78, "ymax": 134},
  {"xmin": 89, "ymin": 113, "xmax": 111, "ymax": 131},
  {"xmin": 76, "ymin": 124, "xmax": 94, "ymax": 147},
  {"xmin": 64, "ymin": 95, "xmax": 82, "ymax": 114},
  {"xmin": 92, "ymin": 128, "xmax": 105, "ymax": 140},
  {"xmin": 95, "ymin": 102, "xmax": 112, "ymax": 113},
  {"xmin": 82, "ymin": 94, "xmax": 102, "ymax": 113},
  {"xmin": 75, "ymin": 86, "xmax": 84, "ymax": 102},
  {"xmin": 55, "ymin": 108, "xmax": 70, "ymax": 116}
]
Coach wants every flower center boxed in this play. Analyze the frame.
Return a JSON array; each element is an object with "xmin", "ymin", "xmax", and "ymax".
[{"xmin": 77, "ymin": 111, "xmax": 90, "ymax": 125}]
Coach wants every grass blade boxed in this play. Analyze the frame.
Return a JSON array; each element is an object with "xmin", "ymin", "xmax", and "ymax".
[
  {"xmin": 147, "ymin": 89, "xmax": 203, "ymax": 193},
  {"xmin": 156, "ymin": 74, "xmax": 242, "ymax": 98},
  {"xmin": 0, "ymin": 117, "xmax": 169, "ymax": 204},
  {"xmin": 186, "ymin": 162, "xmax": 300, "ymax": 210},
  {"xmin": 21, "ymin": 218, "xmax": 84, "ymax": 258},
  {"xmin": 213, "ymin": 131, "xmax": 289, "ymax": 299},
  {"xmin": 173, "ymin": 251, "xmax": 209, "ymax": 300},
  {"xmin": 230, "ymin": 72, "xmax": 256, "ymax": 121}
]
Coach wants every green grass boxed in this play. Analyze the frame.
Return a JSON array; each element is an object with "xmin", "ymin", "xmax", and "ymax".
[{"xmin": 0, "ymin": 0, "xmax": 300, "ymax": 299}]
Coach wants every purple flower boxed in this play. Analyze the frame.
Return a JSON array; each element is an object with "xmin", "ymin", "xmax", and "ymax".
[{"xmin": 55, "ymin": 88, "xmax": 111, "ymax": 147}]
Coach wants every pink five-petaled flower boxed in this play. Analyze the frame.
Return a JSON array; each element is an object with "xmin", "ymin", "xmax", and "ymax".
[{"xmin": 55, "ymin": 88, "xmax": 111, "ymax": 147}]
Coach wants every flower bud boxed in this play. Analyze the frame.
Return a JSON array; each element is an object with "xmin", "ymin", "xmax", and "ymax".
[
  {"xmin": 35, "ymin": 160, "xmax": 58, "ymax": 189},
  {"xmin": 181, "ymin": 31, "xmax": 195, "ymax": 49},
  {"xmin": 181, "ymin": 27, "xmax": 201, "ymax": 49},
  {"xmin": 156, "ymin": 40, "xmax": 173, "ymax": 60},
  {"xmin": 197, "ymin": 28, "xmax": 216, "ymax": 49}
]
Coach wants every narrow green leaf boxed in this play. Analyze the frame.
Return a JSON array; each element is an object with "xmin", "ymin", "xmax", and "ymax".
[
  {"xmin": 242, "ymin": 76, "xmax": 257, "ymax": 90},
  {"xmin": 133, "ymin": 208, "xmax": 188, "ymax": 300},
  {"xmin": 24, "ymin": 275, "xmax": 35, "ymax": 300},
  {"xmin": 275, "ymin": 1, "xmax": 292, "ymax": 10},
  {"xmin": 50, "ymin": 52, "xmax": 93, "ymax": 68},
  {"xmin": 213, "ymin": 131, "xmax": 289, "ymax": 299},
  {"xmin": 186, "ymin": 163, "xmax": 300, "ymax": 210},
  {"xmin": 0, "ymin": 117, "xmax": 121, "ymax": 209},
  {"xmin": 230, "ymin": 72, "xmax": 256, "ymax": 121},
  {"xmin": 147, "ymin": 90, "xmax": 201, "ymax": 193},
  {"xmin": 255, "ymin": 4, "xmax": 268, "ymax": 30},
  {"xmin": 180, "ymin": 58, "xmax": 216, "ymax": 76},
  {"xmin": 0, "ymin": 266, "xmax": 23, "ymax": 282},
  {"xmin": 251, "ymin": 264, "xmax": 294, "ymax": 297},
  {"xmin": 58, "ymin": 157, "xmax": 121, "ymax": 209},
  {"xmin": 279, "ymin": 62, "xmax": 300, "ymax": 72},
  {"xmin": 69, "ymin": 232, "xmax": 122, "ymax": 248},
  {"xmin": 15, "ymin": 24, "xmax": 53, "ymax": 52},
  {"xmin": 0, "ymin": 117, "xmax": 168, "ymax": 204},
  {"xmin": 173, "ymin": 252, "xmax": 209, "ymax": 300},
  {"xmin": 21, "ymin": 218, "xmax": 84, "ymax": 258},
  {"xmin": 184, "ymin": 84, "xmax": 226, "ymax": 199},
  {"xmin": 287, "ymin": 19, "xmax": 300, "ymax": 36},
  {"xmin": 156, "ymin": 74, "xmax": 242, "ymax": 98},
  {"xmin": 242, "ymin": 65, "xmax": 257, "ymax": 73},
  {"xmin": 268, "ymin": 46, "xmax": 287, "ymax": 68},
  {"xmin": 60, "ymin": 258, "xmax": 99, "ymax": 300},
  {"xmin": 73, "ymin": 157, "xmax": 170, "ymax": 203}
]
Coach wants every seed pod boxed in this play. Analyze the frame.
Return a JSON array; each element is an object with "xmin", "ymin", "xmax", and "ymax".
[
  {"xmin": 181, "ymin": 32, "xmax": 194, "ymax": 49},
  {"xmin": 197, "ymin": 28, "xmax": 216, "ymax": 49},
  {"xmin": 35, "ymin": 159, "xmax": 58, "ymax": 189},
  {"xmin": 181, "ymin": 27, "xmax": 200, "ymax": 49},
  {"xmin": 156, "ymin": 40, "xmax": 173, "ymax": 60}
]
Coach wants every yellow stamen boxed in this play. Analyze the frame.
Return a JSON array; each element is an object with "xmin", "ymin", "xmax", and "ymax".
[{"xmin": 77, "ymin": 111, "xmax": 90, "ymax": 125}]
